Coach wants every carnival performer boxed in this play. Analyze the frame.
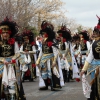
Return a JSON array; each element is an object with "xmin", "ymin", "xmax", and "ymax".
[
  {"xmin": 57, "ymin": 25, "xmax": 80, "ymax": 82},
  {"xmin": 57, "ymin": 25, "xmax": 72, "ymax": 82},
  {"xmin": 19, "ymin": 30, "xmax": 38, "ymax": 82},
  {"xmin": 36, "ymin": 21, "xmax": 61, "ymax": 91},
  {"xmin": 79, "ymin": 30, "xmax": 90, "ymax": 69},
  {"xmin": 81, "ymin": 15, "xmax": 100, "ymax": 100},
  {"xmin": 72, "ymin": 34, "xmax": 81, "ymax": 69},
  {"xmin": 0, "ymin": 17, "xmax": 26, "ymax": 100}
]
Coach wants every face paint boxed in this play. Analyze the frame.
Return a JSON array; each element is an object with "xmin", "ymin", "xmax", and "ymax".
[{"xmin": 0, "ymin": 25, "xmax": 11, "ymax": 34}]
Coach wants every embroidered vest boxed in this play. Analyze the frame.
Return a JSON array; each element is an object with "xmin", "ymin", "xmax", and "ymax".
[
  {"xmin": 0, "ymin": 41, "xmax": 14, "ymax": 57},
  {"xmin": 80, "ymin": 42, "xmax": 87, "ymax": 55},
  {"xmin": 23, "ymin": 43, "xmax": 32, "ymax": 51},
  {"xmin": 42, "ymin": 43, "xmax": 53, "ymax": 54}
]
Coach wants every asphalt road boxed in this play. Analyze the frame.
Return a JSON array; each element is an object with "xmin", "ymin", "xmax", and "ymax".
[{"xmin": 23, "ymin": 77, "xmax": 90, "ymax": 100}]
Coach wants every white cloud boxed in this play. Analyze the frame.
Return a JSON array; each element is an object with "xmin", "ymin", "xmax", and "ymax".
[{"xmin": 62, "ymin": 0, "xmax": 100, "ymax": 28}]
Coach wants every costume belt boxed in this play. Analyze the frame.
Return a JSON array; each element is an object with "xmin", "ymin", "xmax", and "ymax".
[
  {"xmin": 87, "ymin": 59, "xmax": 100, "ymax": 75},
  {"xmin": 40, "ymin": 53, "xmax": 54, "ymax": 66},
  {"xmin": 0, "ymin": 57, "xmax": 13, "ymax": 78}
]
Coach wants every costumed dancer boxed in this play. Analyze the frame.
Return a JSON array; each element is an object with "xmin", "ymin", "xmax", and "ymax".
[
  {"xmin": 57, "ymin": 25, "xmax": 80, "ymax": 82},
  {"xmin": 0, "ymin": 17, "xmax": 26, "ymax": 100},
  {"xmin": 36, "ymin": 21, "xmax": 61, "ymax": 91},
  {"xmin": 72, "ymin": 34, "xmax": 81, "ymax": 69},
  {"xmin": 57, "ymin": 25, "xmax": 72, "ymax": 82},
  {"xmin": 79, "ymin": 30, "xmax": 90, "ymax": 69},
  {"xmin": 81, "ymin": 15, "xmax": 100, "ymax": 100},
  {"xmin": 19, "ymin": 30, "xmax": 38, "ymax": 82}
]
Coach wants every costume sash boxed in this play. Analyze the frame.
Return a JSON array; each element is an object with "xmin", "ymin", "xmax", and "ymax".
[
  {"xmin": 87, "ymin": 60, "xmax": 100, "ymax": 75},
  {"xmin": 40, "ymin": 53, "xmax": 54, "ymax": 66}
]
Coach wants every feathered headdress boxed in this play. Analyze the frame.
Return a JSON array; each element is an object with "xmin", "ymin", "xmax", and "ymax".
[
  {"xmin": 93, "ymin": 15, "xmax": 100, "ymax": 34},
  {"xmin": 22, "ymin": 30, "xmax": 35, "ymax": 45},
  {"xmin": 40, "ymin": 20, "xmax": 55, "ymax": 41},
  {"xmin": 79, "ymin": 30, "xmax": 89, "ymax": 41},
  {"xmin": 72, "ymin": 34, "xmax": 80, "ymax": 41},
  {"xmin": 57, "ymin": 24, "xmax": 71, "ymax": 41},
  {"xmin": 96, "ymin": 15, "xmax": 100, "ymax": 29},
  {"xmin": 40, "ymin": 20, "xmax": 54, "ymax": 33},
  {"xmin": 57, "ymin": 24, "xmax": 71, "ymax": 33}
]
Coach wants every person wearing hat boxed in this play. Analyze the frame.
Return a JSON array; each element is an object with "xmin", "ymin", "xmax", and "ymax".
[
  {"xmin": 0, "ymin": 17, "xmax": 26, "ymax": 100},
  {"xmin": 81, "ymin": 15, "xmax": 100, "ymax": 100},
  {"xmin": 79, "ymin": 30, "xmax": 91, "ymax": 70},
  {"xmin": 19, "ymin": 30, "xmax": 38, "ymax": 82},
  {"xmin": 72, "ymin": 34, "xmax": 81, "ymax": 69},
  {"xmin": 36, "ymin": 21, "xmax": 61, "ymax": 91},
  {"xmin": 57, "ymin": 25, "xmax": 81, "ymax": 82},
  {"xmin": 57, "ymin": 25, "xmax": 74, "ymax": 82}
]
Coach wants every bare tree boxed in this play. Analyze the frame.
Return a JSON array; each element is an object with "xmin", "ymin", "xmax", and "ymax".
[{"xmin": 0, "ymin": 0, "xmax": 91, "ymax": 36}]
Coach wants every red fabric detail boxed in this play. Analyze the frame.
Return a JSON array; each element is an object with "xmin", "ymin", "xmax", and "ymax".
[
  {"xmin": 75, "ymin": 78, "xmax": 81, "ymax": 82},
  {"xmin": 8, "ymin": 38, "xmax": 15, "ymax": 45},
  {"xmin": 97, "ymin": 25, "xmax": 100, "ymax": 29},
  {"xmin": 25, "ymin": 69, "xmax": 31, "ymax": 76},
  {"xmin": 31, "ymin": 41, "xmax": 35, "ymax": 46},
  {"xmin": 11, "ymin": 59, "xmax": 16, "ymax": 63},
  {"xmin": 42, "ymin": 23, "xmax": 48, "ymax": 30},
  {"xmin": 8, "ymin": 30, "xmax": 12, "ymax": 35},
  {"xmin": 44, "ymin": 33, "xmax": 48, "ymax": 37},
  {"xmin": 47, "ymin": 41, "xmax": 53, "ymax": 47},
  {"xmin": 81, "ymin": 36, "xmax": 84, "ymax": 38},
  {"xmin": 59, "ymin": 33, "xmax": 62, "ymax": 37},
  {"xmin": 63, "ymin": 38, "xmax": 66, "ymax": 42},
  {"xmin": 84, "ymin": 40, "xmax": 87, "ymax": 43},
  {"xmin": 32, "ymin": 64, "xmax": 36, "ymax": 68},
  {"xmin": 0, "ymin": 29, "xmax": 2, "ymax": 34}
]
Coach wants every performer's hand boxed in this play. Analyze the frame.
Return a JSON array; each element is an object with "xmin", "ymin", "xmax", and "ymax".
[
  {"xmin": 63, "ymin": 57, "xmax": 65, "ymax": 60},
  {"xmin": 75, "ymin": 55, "xmax": 78, "ymax": 58},
  {"xmin": 4, "ymin": 60, "xmax": 9, "ymax": 65},
  {"xmin": 36, "ymin": 62, "xmax": 40, "ymax": 66},
  {"xmin": 80, "ymin": 70, "xmax": 85, "ymax": 77},
  {"xmin": 52, "ymin": 62, "xmax": 56, "ymax": 67},
  {"xmin": 25, "ymin": 51, "xmax": 29, "ymax": 54},
  {"xmin": 36, "ymin": 63, "xmax": 39, "ymax": 66}
]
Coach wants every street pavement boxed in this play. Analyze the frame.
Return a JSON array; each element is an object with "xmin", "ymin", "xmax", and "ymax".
[{"xmin": 23, "ymin": 77, "xmax": 91, "ymax": 100}]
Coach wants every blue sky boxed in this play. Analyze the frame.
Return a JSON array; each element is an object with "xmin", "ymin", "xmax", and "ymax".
[{"xmin": 61, "ymin": 0, "xmax": 100, "ymax": 28}]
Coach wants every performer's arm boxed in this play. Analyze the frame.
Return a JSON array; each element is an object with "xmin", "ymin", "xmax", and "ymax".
[
  {"xmin": 81, "ymin": 47, "xmax": 94, "ymax": 76},
  {"xmin": 36, "ymin": 48, "xmax": 42, "ymax": 65},
  {"xmin": 58, "ymin": 43, "xmax": 63, "ymax": 58},
  {"xmin": 0, "ymin": 57, "xmax": 5, "ymax": 63},
  {"xmin": 12, "ymin": 42, "xmax": 20, "ymax": 60},
  {"xmin": 64, "ymin": 42, "xmax": 71, "ymax": 57},
  {"xmin": 52, "ymin": 46, "xmax": 58, "ymax": 65},
  {"xmin": 29, "ymin": 45, "xmax": 38, "ymax": 54}
]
